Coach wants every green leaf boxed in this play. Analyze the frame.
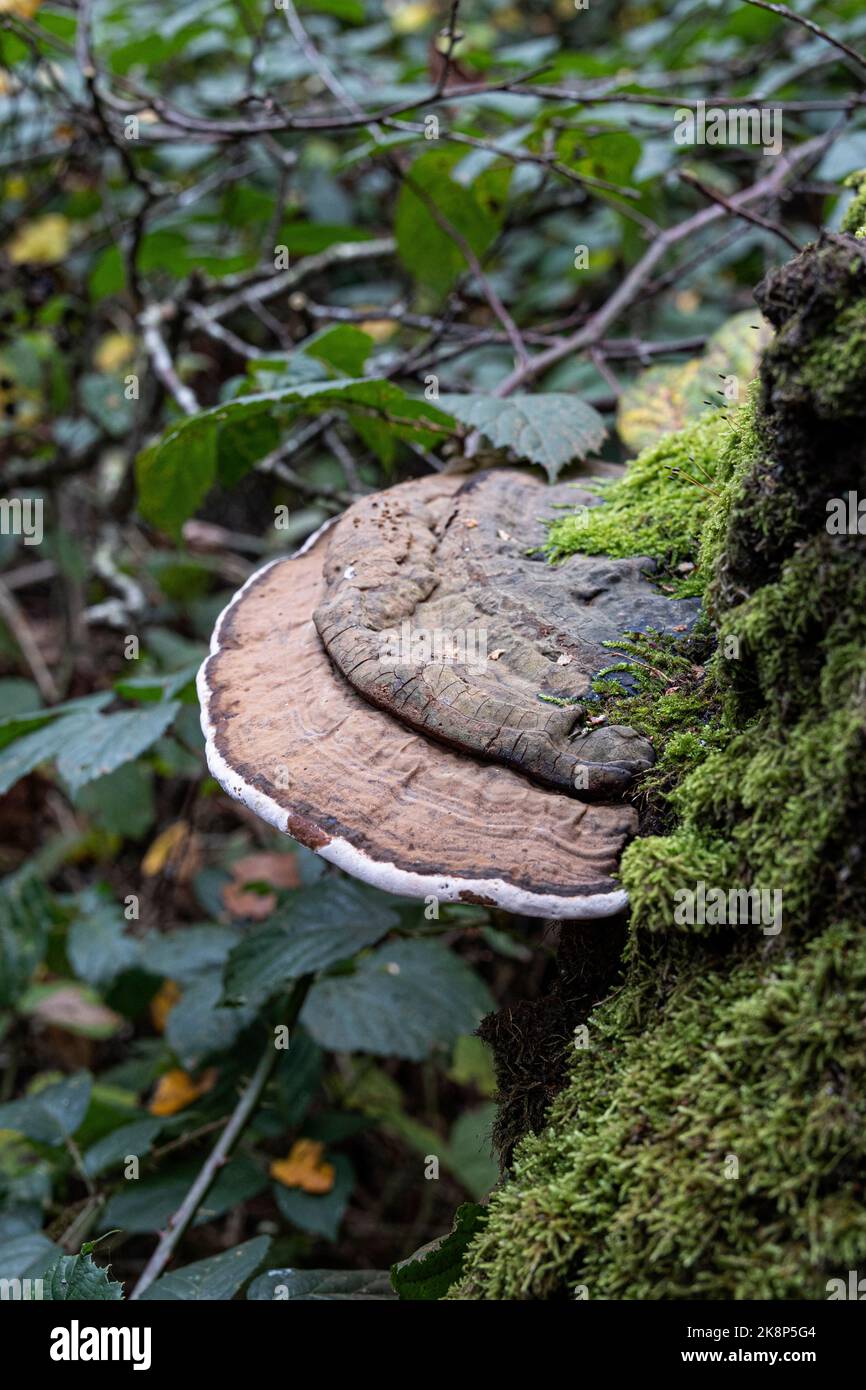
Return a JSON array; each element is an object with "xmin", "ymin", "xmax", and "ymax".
[
  {"xmin": 248, "ymin": 1267, "xmax": 394, "ymax": 1300},
  {"xmin": 438, "ymin": 392, "xmax": 607, "ymax": 482},
  {"xmin": 298, "ymin": 0, "xmax": 366, "ymax": 25},
  {"xmin": 139, "ymin": 1235, "xmax": 271, "ymax": 1301},
  {"xmin": 395, "ymin": 150, "xmax": 509, "ymax": 295},
  {"xmin": 114, "ymin": 661, "xmax": 201, "ymax": 704},
  {"xmin": 0, "ymin": 692, "xmax": 112, "ymax": 753},
  {"xmin": 82, "ymin": 1118, "xmax": 163, "ymax": 1178},
  {"xmin": 0, "ymin": 678, "xmax": 42, "ymax": 718},
  {"xmin": 0, "ymin": 1072, "xmax": 92, "ymax": 1145},
  {"xmin": 67, "ymin": 889, "xmax": 141, "ymax": 987},
  {"xmin": 142, "ymin": 925, "xmax": 237, "ymax": 984},
  {"xmin": 165, "ymin": 971, "xmax": 256, "ymax": 1069},
  {"xmin": 391, "ymin": 1202, "xmax": 488, "ymax": 1300},
  {"xmin": 304, "ymin": 325, "xmax": 374, "ymax": 377},
  {"xmin": 0, "ymin": 877, "xmax": 53, "ymax": 1008},
  {"xmin": 73, "ymin": 761, "xmax": 157, "ymax": 839},
  {"xmin": 274, "ymin": 1030, "xmax": 323, "ymax": 1126},
  {"xmin": 0, "ymin": 1232, "xmax": 59, "ymax": 1281},
  {"xmin": 138, "ymin": 378, "xmax": 453, "ymax": 534},
  {"xmin": 102, "ymin": 1155, "xmax": 266, "ymax": 1234},
  {"xmin": 216, "ymin": 413, "xmax": 280, "ymax": 487},
  {"xmin": 0, "ymin": 702, "xmax": 179, "ymax": 796},
  {"xmin": 135, "ymin": 418, "xmax": 218, "ymax": 539},
  {"xmin": 40, "ymin": 1250, "xmax": 124, "ymax": 1301},
  {"xmin": 273, "ymin": 1153, "xmax": 353, "ymax": 1240},
  {"xmin": 223, "ymin": 880, "xmax": 400, "ymax": 1005},
  {"xmin": 57, "ymin": 704, "xmax": 180, "ymax": 793},
  {"xmin": 80, "ymin": 372, "xmax": 135, "ymax": 437},
  {"xmin": 447, "ymin": 1103, "xmax": 498, "ymax": 1199},
  {"xmin": 301, "ymin": 940, "xmax": 493, "ymax": 1060},
  {"xmin": 89, "ymin": 246, "xmax": 125, "ymax": 299}
]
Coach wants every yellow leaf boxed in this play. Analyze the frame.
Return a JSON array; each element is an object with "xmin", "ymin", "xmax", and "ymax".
[
  {"xmin": 94, "ymin": 332, "xmax": 136, "ymax": 373},
  {"xmin": 270, "ymin": 1139, "xmax": 335, "ymax": 1194},
  {"xmin": 358, "ymin": 318, "xmax": 398, "ymax": 343},
  {"xmin": 149, "ymin": 1067, "xmax": 216, "ymax": 1117},
  {"xmin": 7, "ymin": 213, "xmax": 70, "ymax": 266},
  {"xmin": 0, "ymin": 0, "xmax": 43, "ymax": 17},
  {"xmin": 141, "ymin": 821, "xmax": 189, "ymax": 878},
  {"xmin": 387, "ymin": 2, "xmax": 435, "ymax": 35},
  {"xmin": 149, "ymin": 979, "xmax": 182, "ymax": 1034},
  {"xmin": 4, "ymin": 175, "xmax": 27, "ymax": 199}
]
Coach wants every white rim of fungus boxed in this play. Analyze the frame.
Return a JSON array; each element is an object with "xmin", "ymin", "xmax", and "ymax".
[{"xmin": 197, "ymin": 523, "xmax": 629, "ymax": 921}]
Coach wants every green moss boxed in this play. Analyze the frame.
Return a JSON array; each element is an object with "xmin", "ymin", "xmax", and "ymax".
[
  {"xmin": 455, "ymin": 920, "xmax": 866, "ymax": 1300},
  {"xmin": 842, "ymin": 168, "xmax": 866, "ymax": 237},
  {"xmin": 544, "ymin": 412, "xmax": 730, "ymax": 588},
  {"xmin": 454, "ymin": 234, "xmax": 866, "ymax": 1302}
]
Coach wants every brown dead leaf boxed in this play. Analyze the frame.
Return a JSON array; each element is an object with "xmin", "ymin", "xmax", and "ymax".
[{"xmin": 222, "ymin": 851, "xmax": 300, "ymax": 919}]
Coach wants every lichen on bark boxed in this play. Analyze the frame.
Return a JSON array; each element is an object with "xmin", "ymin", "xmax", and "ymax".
[{"xmin": 454, "ymin": 233, "xmax": 866, "ymax": 1300}]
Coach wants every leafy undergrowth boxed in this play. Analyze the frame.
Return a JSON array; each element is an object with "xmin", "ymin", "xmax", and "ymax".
[{"xmin": 1, "ymin": 0, "xmax": 861, "ymax": 1305}]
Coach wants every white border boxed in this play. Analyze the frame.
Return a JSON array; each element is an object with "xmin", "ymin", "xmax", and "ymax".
[{"xmin": 197, "ymin": 524, "xmax": 629, "ymax": 920}]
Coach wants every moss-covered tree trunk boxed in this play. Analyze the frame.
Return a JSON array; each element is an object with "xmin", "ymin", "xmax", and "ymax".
[{"xmin": 455, "ymin": 232, "xmax": 866, "ymax": 1301}]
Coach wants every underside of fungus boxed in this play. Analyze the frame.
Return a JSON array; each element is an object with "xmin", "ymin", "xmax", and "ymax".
[{"xmin": 199, "ymin": 469, "xmax": 699, "ymax": 918}]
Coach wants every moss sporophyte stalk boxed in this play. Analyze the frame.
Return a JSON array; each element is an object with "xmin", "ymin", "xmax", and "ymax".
[{"xmin": 454, "ymin": 232, "xmax": 866, "ymax": 1301}]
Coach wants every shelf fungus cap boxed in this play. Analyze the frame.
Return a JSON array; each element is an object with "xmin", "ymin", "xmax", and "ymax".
[{"xmin": 198, "ymin": 471, "xmax": 698, "ymax": 919}]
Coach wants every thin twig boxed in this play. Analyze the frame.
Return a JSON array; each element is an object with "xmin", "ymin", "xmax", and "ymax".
[
  {"xmin": 129, "ymin": 978, "xmax": 312, "ymax": 1301},
  {"xmin": 741, "ymin": 0, "xmax": 866, "ymax": 78},
  {"xmin": 680, "ymin": 168, "xmax": 801, "ymax": 251},
  {"xmin": 0, "ymin": 578, "xmax": 60, "ymax": 702}
]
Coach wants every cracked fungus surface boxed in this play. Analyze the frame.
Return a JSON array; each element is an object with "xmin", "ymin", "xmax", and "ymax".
[
  {"xmin": 200, "ymin": 471, "xmax": 638, "ymax": 916},
  {"xmin": 313, "ymin": 469, "xmax": 697, "ymax": 795}
]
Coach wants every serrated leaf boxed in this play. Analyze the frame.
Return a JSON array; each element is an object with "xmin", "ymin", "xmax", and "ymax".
[
  {"xmin": 139, "ymin": 1235, "xmax": 270, "ymax": 1301},
  {"xmin": 438, "ymin": 392, "xmax": 606, "ymax": 481},
  {"xmin": 0, "ymin": 691, "xmax": 112, "ymax": 754},
  {"xmin": 0, "ymin": 1072, "xmax": 92, "ymax": 1144},
  {"xmin": 0, "ymin": 702, "xmax": 179, "ymax": 796},
  {"xmin": 40, "ymin": 1250, "xmax": 124, "ymax": 1301},
  {"xmin": 300, "ymin": 940, "xmax": 493, "ymax": 1061},
  {"xmin": 56, "ymin": 703, "xmax": 180, "ymax": 793},
  {"xmin": 248, "ymin": 1267, "xmax": 395, "ymax": 1300},
  {"xmin": 223, "ymin": 880, "xmax": 400, "ymax": 1006},
  {"xmin": 391, "ymin": 1202, "xmax": 488, "ymax": 1300}
]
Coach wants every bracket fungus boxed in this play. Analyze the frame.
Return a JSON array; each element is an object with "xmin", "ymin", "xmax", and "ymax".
[{"xmin": 198, "ymin": 470, "xmax": 699, "ymax": 919}]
